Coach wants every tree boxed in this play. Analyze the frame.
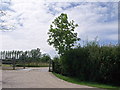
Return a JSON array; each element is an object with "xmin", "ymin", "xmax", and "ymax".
[
  {"xmin": 47, "ymin": 13, "xmax": 80, "ymax": 55},
  {"xmin": 30, "ymin": 48, "xmax": 41, "ymax": 60},
  {"xmin": 41, "ymin": 54, "xmax": 51, "ymax": 62},
  {"xmin": 30, "ymin": 48, "xmax": 41, "ymax": 65}
]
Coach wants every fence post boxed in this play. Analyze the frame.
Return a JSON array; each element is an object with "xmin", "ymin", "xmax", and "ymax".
[
  {"xmin": 49, "ymin": 59, "xmax": 51, "ymax": 72},
  {"xmin": 13, "ymin": 58, "xmax": 16, "ymax": 70},
  {"xmin": 49, "ymin": 59, "xmax": 52, "ymax": 72},
  {"xmin": 52, "ymin": 61, "xmax": 55, "ymax": 72},
  {"xmin": 23, "ymin": 58, "xmax": 25, "ymax": 69}
]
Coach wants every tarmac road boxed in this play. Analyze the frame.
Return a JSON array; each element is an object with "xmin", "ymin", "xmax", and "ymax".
[{"xmin": 2, "ymin": 67, "xmax": 96, "ymax": 88}]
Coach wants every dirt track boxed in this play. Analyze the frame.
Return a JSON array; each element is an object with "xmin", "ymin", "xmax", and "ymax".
[{"xmin": 2, "ymin": 67, "xmax": 95, "ymax": 88}]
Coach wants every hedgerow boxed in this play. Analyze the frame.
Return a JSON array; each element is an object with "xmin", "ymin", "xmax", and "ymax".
[{"xmin": 53, "ymin": 41, "xmax": 120, "ymax": 85}]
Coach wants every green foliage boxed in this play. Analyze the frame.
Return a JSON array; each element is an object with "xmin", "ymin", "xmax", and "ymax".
[
  {"xmin": 30, "ymin": 48, "xmax": 41, "ymax": 60},
  {"xmin": 61, "ymin": 46, "xmax": 90, "ymax": 79},
  {"xmin": 41, "ymin": 54, "xmax": 51, "ymax": 62},
  {"xmin": 1, "ymin": 48, "xmax": 51, "ymax": 67},
  {"xmin": 53, "ymin": 73, "xmax": 120, "ymax": 89},
  {"xmin": 47, "ymin": 13, "xmax": 80, "ymax": 55},
  {"xmin": 52, "ymin": 57, "xmax": 62, "ymax": 73},
  {"xmin": 53, "ymin": 41, "xmax": 120, "ymax": 85},
  {"xmin": 16, "ymin": 63, "xmax": 49, "ymax": 67}
]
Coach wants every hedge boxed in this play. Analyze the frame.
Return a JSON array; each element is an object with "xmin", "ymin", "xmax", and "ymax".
[{"xmin": 52, "ymin": 42, "xmax": 120, "ymax": 85}]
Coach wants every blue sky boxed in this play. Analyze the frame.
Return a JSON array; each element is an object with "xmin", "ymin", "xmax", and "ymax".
[{"xmin": 0, "ymin": 0, "xmax": 118, "ymax": 57}]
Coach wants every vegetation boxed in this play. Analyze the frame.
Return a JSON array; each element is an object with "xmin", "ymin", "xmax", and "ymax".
[
  {"xmin": 47, "ymin": 13, "xmax": 80, "ymax": 55},
  {"xmin": 16, "ymin": 63, "xmax": 49, "ymax": 67},
  {"xmin": 52, "ymin": 41, "xmax": 120, "ymax": 86},
  {"xmin": 1, "ymin": 48, "xmax": 51, "ymax": 68},
  {"xmin": 53, "ymin": 72, "xmax": 120, "ymax": 89},
  {"xmin": 48, "ymin": 13, "xmax": 120, "ymax": 86}
]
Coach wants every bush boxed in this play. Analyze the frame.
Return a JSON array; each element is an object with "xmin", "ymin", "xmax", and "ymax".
[
  {"xmin": 53, "ymin": 41, "xmax": 120, "ymax": 85},
  {"xmin": 52, "ymin": 57, "xmax": 62, "ymax": 74}
]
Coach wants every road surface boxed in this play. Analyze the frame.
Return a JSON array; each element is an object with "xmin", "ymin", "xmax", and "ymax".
[{"xmin": 2, "ymin": 67, "xmax": 96, "ymax": 88}]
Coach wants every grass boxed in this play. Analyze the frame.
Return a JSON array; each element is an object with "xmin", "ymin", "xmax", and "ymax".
[
  {"xmin": 2, "ymin": 64, "xmax": 12, "ymax": 67},
  {"xmin": 53, "ymin": 72, "xmax": 120, "ymax": 89},
  {"xmin": 2, "ymin": 63, "xmax": 49, "ymax": 70},
  {"xmin": 16, "ymin": 64, "xmax": 49, "ymax": 67},
  {"xmin": 2, "ymin": 62, "xmax": 49, "ymax": 67},
  {"xmin": 16, "ymin": 62, "xmax": 49, "ymax": 67}
]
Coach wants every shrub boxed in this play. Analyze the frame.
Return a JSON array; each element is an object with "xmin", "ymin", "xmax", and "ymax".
[
  {"xmin": 53, "ymin": 41, "xmax": 120, "ymax": 85},
  {"xmin": 52, "ymin": 57, "xmax": 62, "ymax": 74}
]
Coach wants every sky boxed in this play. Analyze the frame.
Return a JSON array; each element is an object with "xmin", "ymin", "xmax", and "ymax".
[{"xmin": 0, "ymin": 0, "xmax": 118, "ymax": 58}]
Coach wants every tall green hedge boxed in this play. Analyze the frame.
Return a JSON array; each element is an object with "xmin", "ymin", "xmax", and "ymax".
[{"xmin": 53, "ymin": 42, "xmax": 120, "ymax": 85}]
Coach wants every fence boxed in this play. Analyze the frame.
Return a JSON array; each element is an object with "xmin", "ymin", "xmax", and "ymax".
[{"xmin": 2, "ymin": 58, "xmax": 26, "ymax": 70}]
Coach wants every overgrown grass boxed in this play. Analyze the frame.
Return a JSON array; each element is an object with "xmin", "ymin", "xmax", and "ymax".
[
  {"xmin": 16, "ymin": 64, "xmax": 49, "ymax": 67},
  {"xmin": 17, "ymin": 62, "xmax": 49, "ymax": 67},
  {"xmin": 2, "ymin": 64, "xmax": 12, "ymax": 67},
  {"xmin": 53, "ymin": 72, "xmax": 120, "ymax": 89},
  {"xmin": 2, "ymin": 63, "xmax": 49, "ymax": 68}
]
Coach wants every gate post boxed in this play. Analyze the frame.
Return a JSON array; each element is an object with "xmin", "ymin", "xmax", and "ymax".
[
  {"xmin": 13, "ymin": 58, "xmax": 16, "ymax": 70},
  {"xmin": 21, "ymin": 53, "xmax": 26, "ymax": 69},
  {"xmin": 23, "ymin": 58, "xmax": 25, "ymax": 69},
  {"xmin": 49, "ymin": 59, "xmax": 52, "ymax": 72},
  {"xmin": 49, "ymin": 59, "xmax": 51, "ymax": 72},
  {"xmin": 52, "ymin": 61, "xmax": 55, "ymax": 72}
]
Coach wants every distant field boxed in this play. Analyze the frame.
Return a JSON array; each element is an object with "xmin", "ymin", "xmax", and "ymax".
[
  {"xmin": 2, "ymin": 63, "xmax": 49, "ymax": 70},
  {"xmin": 16, "ymin": 62, "xmax": 49, "ymax": 67}
]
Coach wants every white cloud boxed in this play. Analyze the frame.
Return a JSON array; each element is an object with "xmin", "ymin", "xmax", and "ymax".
[
  {"xmin": 0, "ymin": 0, "xmax": 57, "ymax": 57},
  {"xmin": 0, "ymin": 1, "xmax": 118, "ymax": 57},
  {"xmin": 61, "ymin": 2, "xmax": 118, "ymax": 42},
  {"xmin": 105, "ymin": 34, "xmax": 118, "ymax": 41},
  {"xmin": 45, "ymin": 0, "xmax": 119, "ymax": 2}
]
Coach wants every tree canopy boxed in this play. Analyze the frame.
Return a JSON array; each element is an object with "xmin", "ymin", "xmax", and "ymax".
[{"xmin": 47, "ymin": 13, "xmax": 80, "ymax": 55}]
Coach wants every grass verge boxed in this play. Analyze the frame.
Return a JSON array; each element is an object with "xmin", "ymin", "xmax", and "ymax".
[{"xmin": 53, "ymin": 72, "xmax": 120, "ymax": 89}]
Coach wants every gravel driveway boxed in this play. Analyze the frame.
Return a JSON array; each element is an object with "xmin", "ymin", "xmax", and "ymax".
[{"xmin": 2, "ymin": 67, "xmax": 95, "ymax": 88}]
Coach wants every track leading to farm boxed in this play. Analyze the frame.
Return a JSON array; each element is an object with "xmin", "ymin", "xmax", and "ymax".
[{"xmin": 3, "ymin": 67, "xmax": 94, "ymax": 88}]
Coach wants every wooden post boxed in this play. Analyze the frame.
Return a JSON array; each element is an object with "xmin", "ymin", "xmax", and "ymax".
[
  {"xmin": 13, "ymin": 58, "xmax": 16, "ymax": 70},
  {"xmin": 52, "ymin": 61, "xmax": 55, "ymax": 72},
  {"xmin": 23, "ymin": 58, "xmax": 25, "ymax": 69},
  {"xmin": 49, "ymin": 59, "xmax": 51, "ymax": 72}
]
